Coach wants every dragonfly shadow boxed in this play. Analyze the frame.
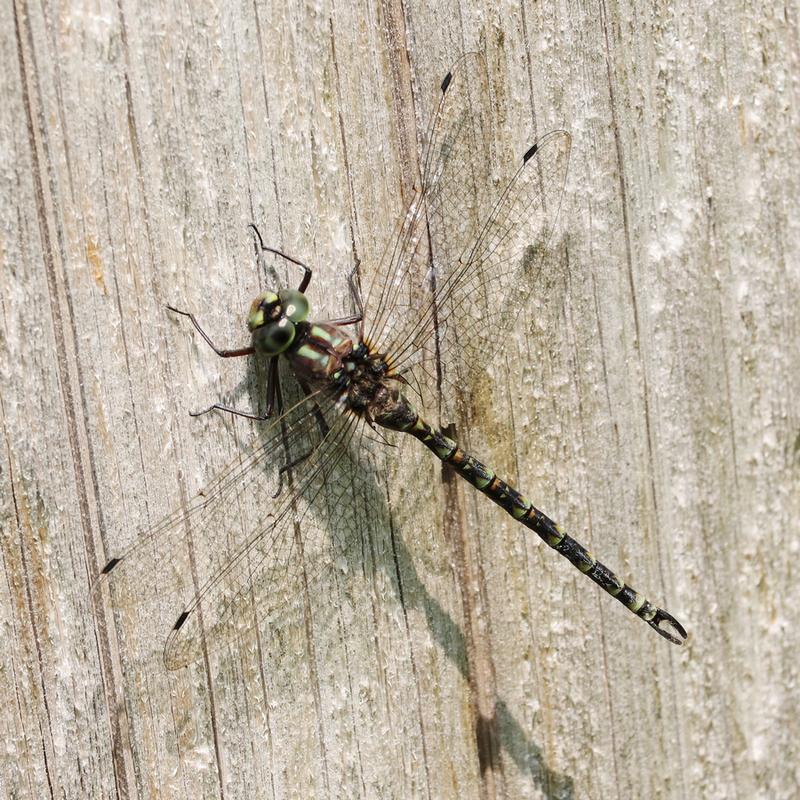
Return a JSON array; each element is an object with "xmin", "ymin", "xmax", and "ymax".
[
  {"xmin": 103, "ymin": 346, "xmax": 573, "ymax": 797},
  {"xmin": 387, "ymin": 529, "xmax": 575, "ymax": 799},
  {"xmin": 240, "ymin": 403, "xmax": 575, "ymax": 798}
]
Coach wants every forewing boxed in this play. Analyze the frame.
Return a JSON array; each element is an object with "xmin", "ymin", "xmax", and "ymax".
[
  {"xmin": 362, "ymin": 52, "xmax": 495, "ymax": 355},
  {"xmin": 96, "ymin": 386, "xmax": 356, "ymax": 668},
  {"xmin": 376, "ymin": 130, "xmax": 571, "ymax": 412}
]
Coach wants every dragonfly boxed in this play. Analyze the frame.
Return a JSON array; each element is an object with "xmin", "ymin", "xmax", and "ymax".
[{"xmin": 97, "ymin": 53, "xmax": 686, "ymax": 670}]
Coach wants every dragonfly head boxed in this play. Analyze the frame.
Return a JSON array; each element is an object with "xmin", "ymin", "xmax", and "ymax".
[{"xmin": 247, "ymin": 289, "xmax": 310, "ymax": 355}]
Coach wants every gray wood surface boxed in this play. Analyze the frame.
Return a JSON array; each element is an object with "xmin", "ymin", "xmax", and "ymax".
[{"xmin": 2, "ymin": 1, "xmax": 799, "ymax": 798}]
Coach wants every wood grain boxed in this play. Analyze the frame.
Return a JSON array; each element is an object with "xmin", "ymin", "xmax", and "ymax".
[{"xmin": 2, "ymin": 0, "xmax": 798, "ymax": 798}]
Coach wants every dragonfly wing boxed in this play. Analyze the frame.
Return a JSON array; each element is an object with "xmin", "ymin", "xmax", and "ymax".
[
  {"xmin": 376, "ymin": 130, "xmax": 571, "ymax": 403},
  {"xmin": 362, "ymin": 52, "xmax": 495, "ymax": 356},
  {"xmin": 97, "ymin": 386, "xmax": 359, "ymax": 667},
  {"xmin": 162, "ymin": 411, "xmax": 370, "ymax": 669}
]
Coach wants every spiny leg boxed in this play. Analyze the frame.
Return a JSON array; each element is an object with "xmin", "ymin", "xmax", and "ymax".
[
  {"xmin": 271, "ymin": 372, "xmax": 304, "ymax": 498},
  {"xmin": 324, "ymin": 270, "xmax": 365, "ymax": 328},
  {"xmin": 346, "ymin": 266, "xmax": 365, "ymax": 338},
  {"xmin": 167, "ymin": 306, "xmax": 254, "ymax": 358},
  {"xmin": 249, "ymin": 223, "xmax": 313, "ymax": 292},
  {"xmin": 272, "ymin": 449, "xmax": 313, "ymax": 499},
  {"xmin": 249, "ymin": 224, "xmax": 365, "ymax": 332},
  {"xmin": 189, "ymin": 356, "xmax": 280, "ymax": 422},
  {"xmin": 268, "ymin": 377, "xmax": 330, "ymax": 499},
  {"xmin": 314, "ymin": 266, "xmax": 365, "ymax": 329},
  {"xmin": 328, "ymin": 313, "xmax": 363, "ymax": 327},
  {"xmin": 189, "ymin": 403, "xmax": 270, "ymax": 422},
  {"xmin": 296, "ymin": 376, "xmax": 330, "ymax": 440}
]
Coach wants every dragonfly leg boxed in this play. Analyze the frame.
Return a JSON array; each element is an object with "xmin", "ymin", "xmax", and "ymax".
[
  {"xmin": 264, "ymin": 356, "xmax": 281, "ymax": 418},
  {"xmin": 189, "ymin": 403, "xmax": 272, "ymax": 422},
  {"xmin": 297, "ymin": 376, "xmax": 330, "ymax": 440},
  {"xmin": 249, "ymin": 223, "xmax": 313, "ymax": 292},
  {"xmin": 326, "ymin": 272, "xmax": 364, "ymax": 328},
  {"xmin": 328, "ymin": 313, "xmax": 363, "ymax": 326},
  {"xmin": 167, "ymin": 306, "xmax": 255, "ymax": 358},
  {"xmin": 187, "ymin": 353, "xmax": 278, "ymax": 422},
  {"xmin": 267, "ymin": 369, "xmax": 317, "ymax": 498},
  {"xmin": 361, "ymin": 412, "xmax": 397, "ymax": 448},
  {"xmin": 273, "ymin": 449, "xmax": 312, "ymax": 498},
  {"xmin": 347, "ymin": 267, "xmax": 365, "ymax": 337}
]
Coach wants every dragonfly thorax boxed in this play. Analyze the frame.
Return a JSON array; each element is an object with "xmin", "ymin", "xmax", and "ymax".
[
  {"xmin": 339, "ymin": 346, "xmax": 392, "ymax": 411},
  {"xmin": 247, "ymin": 289, "xmax": 310, "ymax": 355}
]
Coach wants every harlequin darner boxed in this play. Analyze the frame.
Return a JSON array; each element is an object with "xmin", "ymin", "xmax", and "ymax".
[{"xmin": 97, "ymin": 54, "xmax": 686, "ymax": 669}]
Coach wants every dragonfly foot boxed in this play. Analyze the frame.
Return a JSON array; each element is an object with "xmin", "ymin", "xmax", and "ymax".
[
  {"xmin": 166, "ymin": 304, "xmax": 189, "ymax": 317},
  {"xmin": 273, "ymin": 450, "xmax": 313, "ymax": 498},
  {"xmin": 189, "ymin": 403, "xmax": 273, "ymax": 421},
  {"xmin": 647, "ymin": 607, "xmax": 687, "ymax": 645},
  {"xmin": 189, "ymin": 405, "xmax": 216, "ymax": 417}
]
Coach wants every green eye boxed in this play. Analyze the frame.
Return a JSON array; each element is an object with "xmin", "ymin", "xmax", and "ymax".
[
  {"xmin": 247, "ymin": 291, "xmax": 278, "ymax": 332},
  {"xmin": 278, "ymin": 289, "xmax": 309, "ymax": 323},
  {"xmin": 254, "ymin": 318, "xmax": 296, "ymax": 354}
]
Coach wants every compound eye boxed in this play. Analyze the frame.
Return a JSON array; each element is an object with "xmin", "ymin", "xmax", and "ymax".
[
  {"xmin": 278, "ymin": 289, "xmax": 309, "ymax": 323},
  {"xmin": 254, "ymin": 318, "xmax": 295, "ymax": 354},
  {"xmin": 248, "ymin": 291, "xmax": 279, "ymax": 331}
]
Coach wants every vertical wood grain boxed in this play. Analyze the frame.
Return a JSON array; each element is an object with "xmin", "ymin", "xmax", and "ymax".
[{"xmin": 1, "ymin": 0, "xmax": 798, "ymax": 798}]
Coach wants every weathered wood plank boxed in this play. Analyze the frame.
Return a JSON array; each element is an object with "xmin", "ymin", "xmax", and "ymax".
[{"xmin": 2, "ymin": 1, "xmax": 798, "ymax": 799}]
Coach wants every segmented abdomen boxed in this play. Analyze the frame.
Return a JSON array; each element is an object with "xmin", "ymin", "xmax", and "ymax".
[{"xmin": 399, "ymin": 414, "xmax": 684, "ymax": 641}]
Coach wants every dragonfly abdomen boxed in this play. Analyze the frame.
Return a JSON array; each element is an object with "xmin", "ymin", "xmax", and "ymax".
[{"xmin": 398, "ymin": 412, "xmax": 686, "ymax": 644}]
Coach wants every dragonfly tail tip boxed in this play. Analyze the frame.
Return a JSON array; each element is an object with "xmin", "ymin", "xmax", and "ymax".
[{"xmin": 648, "ymin": 608, "xmax": 688, "ymax": 645}]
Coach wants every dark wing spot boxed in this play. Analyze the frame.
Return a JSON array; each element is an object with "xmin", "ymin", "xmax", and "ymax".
[
  {"xmin": 523, "ymin": 142, "xmax": 539, "ymax": 163},
  {"xmin": 101, "ymin": 557, "xmax": 121, "ymax": 574},
  {"xmin": 173, "ymin": 611, "xmax": 190, "ymax": 631},
  {"xmin": 441, "ymin": 71, "xmax": 453, "ymax": 93}
]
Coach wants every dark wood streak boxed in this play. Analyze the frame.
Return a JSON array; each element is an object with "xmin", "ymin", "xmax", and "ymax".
[
  {"xmin": 439, "ymin": 423, "xmax": 506, "ymax": 797},
  {"xmin": 12, "ymin": 3, "xmax": 104, "ymax": 796}
]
